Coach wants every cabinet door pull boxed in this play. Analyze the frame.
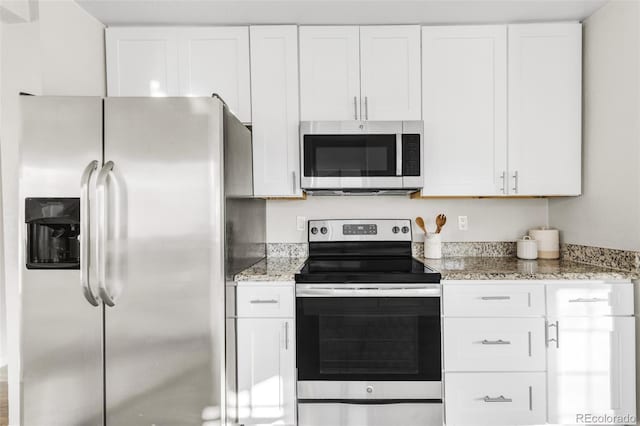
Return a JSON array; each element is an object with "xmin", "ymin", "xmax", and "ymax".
[
  {"xmin": 353, "ymin": 96, "xmax": 358, "ymax": 120},
  {"xmin": 250, "ymin": 299, "xmax": 278, "ymax": 304},
  {"xmin": 483, "ymin": 395, "xmax": 512, "ymax": 403},
  {"xmin": 284, "ymin": 321, "xmax": 289, "ymax": 350},
  {"xmin": 480, "ymin": 296, "xmax": 511, "ymax": 301},
  {"xmin": 500, "ymin": 171, "xmax": 506, "ymax": 194},
  {"xmin": 528, "ymin": 331, "xmax": 532, "ymax": 357},
  {"xmin": 512, "ymin": 170, "xmax": 519, "ymax": 193},
  {"xmin": 547, "ymin": 321, "xmax": 559, "ymax": 348},
  {"xmin": 364, "ymin": 96, "xmax": 369, "ymax": 120},
  {"xmin": 292, "ymin": 171, "xmax": 297, "ymax": 194},
  {"xmin": 480, "ymin": 339, "xmax": 511, "ymax": 345},
  {"xmin": 529, "ymin": 386, "xmax": 533, "ymax": 411},
  {"xmin": 569, "ymin": 297, "xmax": 609, "ymax": 303}
]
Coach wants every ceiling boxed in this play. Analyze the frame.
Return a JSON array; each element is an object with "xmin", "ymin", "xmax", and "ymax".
[{"xmin": 76, "ymin": 0, "xmax": 609, "ymax": 26}]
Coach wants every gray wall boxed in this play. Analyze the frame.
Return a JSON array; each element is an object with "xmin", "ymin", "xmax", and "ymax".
[
  {"xmin": 548, "ymin": 0, "xmax": 640, "ymax": 251},
  {"xmin": 267, "ymin": 197, "xmax": 549, "ymax": 242}
]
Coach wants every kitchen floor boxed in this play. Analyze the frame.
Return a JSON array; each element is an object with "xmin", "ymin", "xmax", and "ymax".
[{"xmin": 0, "ymin": 366, "xmax": 7, "ymax": 426}]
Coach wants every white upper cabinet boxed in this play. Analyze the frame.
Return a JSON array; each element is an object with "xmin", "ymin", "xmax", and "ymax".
[
  {"xmin": 359, "ymin": 26, "xmax": 422, "ymax": 120},
  {"xmin": 422, "ymin": 26, "xmax": 507, "ymax": 196},
  {"xmin": 299, "ymin": 25, "xmax": 421, "ymax": 121},
  {"xmin": 106, "ymin": 27, "xmax": 180, "ymax": 97},
  {"xmin": 177, "ymin": 27, "xmax": 251, "ymax": 122},
  {"xmin": 250, "ymin": 26, "xmax": 302, "ymax": 197},
  {"xmin": 106, "ymin": 27, "xmax": 251, "ymax": 122},
  {"xmin": 299, "ymin": 26, "xmax": 361, "ymax": 121},
  {"xmin": 508, "ymin": 23, "xmax": 582, "ymax": 196}
]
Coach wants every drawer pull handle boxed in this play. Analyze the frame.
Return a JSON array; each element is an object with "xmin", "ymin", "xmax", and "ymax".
[
  {"xmin": 568, "ymin": 297, "xmax": 609, "ymax": 303},
  {"xmin": 250, "ymin": 299, "xmax": 278, "ymax": 304},
  {"xmin": 480, "ymin": 296, "xmax": 511, "ymax": 301},
  {"xmin": 481, "ymin": 339, "xmax": 511, "ymax": 345},
  {"xmin": 483, "ymin": 395, "xmax": 512, "ymax": 403}
]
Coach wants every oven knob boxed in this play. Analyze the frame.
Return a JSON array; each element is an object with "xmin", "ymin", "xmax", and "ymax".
[
  {"xmin": 392, "ymin": 226, "xmax": 400, "ymax": 234},
  {"xmin": 320, "ymin": 227, "xmax": 328, "ymax": 234},
  {"xmin": 366, "ymin": 386, "xmax": 374, "ymax": 394},
  {"xmin": 311, "ymin": 227, "xmax": 318, "ymax": 235},
  {"xmin": 401, "ymin": 226, "xmax": 410, "ymax": 234}
]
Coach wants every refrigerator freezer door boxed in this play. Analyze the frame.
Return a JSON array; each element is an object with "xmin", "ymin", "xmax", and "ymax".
[
  {"xmin": 19, "ymin": 96, "xmax": 104, "ymax": 426},
  {"xmin": 102, "ymin": 97, "xmax": 226, "ymax": 425}
]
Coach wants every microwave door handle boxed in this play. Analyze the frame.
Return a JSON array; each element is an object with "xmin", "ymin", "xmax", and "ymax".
[{"xmin": 396, "ymin": 133, "xmax": 402, "ymax": 176}]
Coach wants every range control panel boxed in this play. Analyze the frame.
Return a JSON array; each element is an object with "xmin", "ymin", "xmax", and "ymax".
[{"xmin": 308, "ymin": 219, "xmax": 412, "ymax": 242}]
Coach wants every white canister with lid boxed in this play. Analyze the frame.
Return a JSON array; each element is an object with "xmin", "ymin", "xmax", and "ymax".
[
  {"xmin": 528, "ymin": 227, "xmax": 560, "ymax": 259},
  {"xmin": 517, "ymin": 236, "xmax": 538, "ymax": 260},
  {"xmin": 424, "ymin": 233, "xmax": 442, "ymax": 259}
]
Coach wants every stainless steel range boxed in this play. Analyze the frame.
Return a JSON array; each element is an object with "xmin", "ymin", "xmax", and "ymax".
[{"xmin": 294, "ymin": 219, "xmax": 443, "ymax": 426}]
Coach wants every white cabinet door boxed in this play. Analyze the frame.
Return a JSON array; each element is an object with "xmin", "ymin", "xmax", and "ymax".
[
  {"xmin": 547, "ymin": 317, "xmax": 636, "ymax": 425},
  {"xmin": 177, "ymin": 27, "xmax": 251, "ymax": 122},
  {"xmin": 299, "ymin": 26, "xmax": 361, "ymax": 121},
  {"xmin": 508, "ymin": 23, "xmax": 582, "ymax": 196},
  {"xmin": 444, "ymin": 318, "xmax": 546, "ymax": 372},
  {"xmin": 237, "ymin": 318, "xmax": 296, "ymax": 426},
  {"xmin": 422, "ymin": 26, "xmax": 507, "ymax": 196},
  {"xmin": 250, "ymin": 26, "xmax": 302, "ymax": 197},
  {"xmin": 443, "ymin": 283, "xmax": 545, "ymax": 317},
  {"xmin": 106, "ymin": 27, "xmax": 179, "ymax": 97},
  {"xmin": 359, "ymin": 26, "xmax": 421, "ymax": 120},
  {"xmin": 445, "ymin": 372, "xmax": 546, "ymax": 426}
]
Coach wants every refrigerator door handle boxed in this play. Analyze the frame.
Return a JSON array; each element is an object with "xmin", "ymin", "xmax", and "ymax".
[
  {"xmin": 96, "ymin": 161, "xmax": 116, "ymax": 307},
  {"xmin": 80, "ymin": 160, "xmax": 100, "ymax": 306}
]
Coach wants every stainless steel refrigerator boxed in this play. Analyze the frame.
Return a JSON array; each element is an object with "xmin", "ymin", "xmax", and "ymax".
[{"xmin": 18, "ymin": 96, "xmax": 266, "ymax": 426}]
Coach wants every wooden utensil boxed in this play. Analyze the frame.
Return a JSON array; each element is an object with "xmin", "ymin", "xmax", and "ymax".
[
  {"xmin": 415, "ymin": 217, "xmax": 427, "ymax": 234},
  {"xmin": 435, "ymin": 214, "xmax": 447, "ymax": 234}
]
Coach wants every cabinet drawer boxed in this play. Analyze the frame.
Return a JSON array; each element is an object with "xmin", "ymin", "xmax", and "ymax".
[
  {"xmin": 547, "ymin": 283, "xmax": 633, "ymax": 316},
  {"xmin": 444, "ymin": 372, "xmax": 546, "ymax": 426},
  {"xmin": 237, "ymin": 285, "xmax": 294, "ymax": 317},
  {"xmin": 443, "ymin": 284, "xmax": 545, "ymax": 317},
  {"xmin": 444, "ymin": 318, "xmax": 545, "ymax": 372}
]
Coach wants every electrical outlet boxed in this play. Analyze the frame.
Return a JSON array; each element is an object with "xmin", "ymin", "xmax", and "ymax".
[
  {"xmin": 296, "ymin": 216, "xmax": 306, "ymax": 231},
  {"xmin": 458, "ymin": 216, "xmax": 468, "ymax": 231}
]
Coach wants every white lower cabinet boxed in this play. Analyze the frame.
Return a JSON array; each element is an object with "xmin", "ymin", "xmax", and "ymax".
[
  {"xmin": 445, "ymin": 372, "xmax": 546, "ymax": 426},
  {"xmin": 443, "ymin": 280, "xmax": 636, "ymax": 426},
  {"xmin": 547, "ymin": 316, "xmax": 636, "ymax": 425},
  {"xmin": 237, "ymin": 317, "xmax": 296, "ymax": 426},
  {"xmin": 236, "ymin": 283, "xmax": 296, "ymax": 425}
]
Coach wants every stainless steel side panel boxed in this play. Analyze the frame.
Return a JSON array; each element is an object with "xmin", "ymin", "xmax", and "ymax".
[
  {"xmin": 19, "ymin": 96, "xmax": 104, "ymax": 426},
  {"xmin": 103, "ymin": 97, "xmax": 226, "ymax": 425},
  {"xmin": 298, "ymin": 402, "xmax": 443, "ymax": 426},
  {"xmin": 297, "ymin": 381, "xmax": 442, "ymax": 400}
]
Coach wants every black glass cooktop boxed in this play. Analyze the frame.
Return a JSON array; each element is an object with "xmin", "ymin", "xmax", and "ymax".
[{"xmin": 295, "ymin": 256, "xmax": 441, "ymax": 284}]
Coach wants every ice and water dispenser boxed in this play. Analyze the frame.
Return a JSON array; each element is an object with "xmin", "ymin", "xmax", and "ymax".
[{"xmin": 25, "ymin": 198, "xmax": 80, "ymax": 269}]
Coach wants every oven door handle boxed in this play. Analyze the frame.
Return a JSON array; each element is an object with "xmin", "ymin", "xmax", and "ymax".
[{"xmin": 296, "ymin": 286, "xmax": 441, "ymax": 297}]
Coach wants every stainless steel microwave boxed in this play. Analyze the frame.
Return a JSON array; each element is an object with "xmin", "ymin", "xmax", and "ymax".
[{"xmin": 300, "ymin": 121, "xmax": 423, "ymax": 195}]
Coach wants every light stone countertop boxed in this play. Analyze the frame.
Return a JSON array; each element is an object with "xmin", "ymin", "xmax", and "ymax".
[
  {"xmin": 419, "ymin": 256, "xmax": 638, "ymax": 281},
  {"xmin": 234, "ymin": 256, "xmax": 638, "ymax": 283},
  {"xmin": 234, "ymin": 257, "xmax": 306, "ymax": 283}
]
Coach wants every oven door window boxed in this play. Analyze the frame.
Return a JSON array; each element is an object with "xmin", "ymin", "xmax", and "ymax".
[
  {"xmin": 303, "ymin": 135, "xmax": 397, "ymax": 177},
  {"xmin": 296, "ymin": 297, "xmax": 441, "ymax": 381}
]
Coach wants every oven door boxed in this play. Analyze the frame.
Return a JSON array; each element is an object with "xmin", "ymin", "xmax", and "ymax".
[{"xmin": 296, "ymin": 286, "xmax": 441, "ymax": 400}]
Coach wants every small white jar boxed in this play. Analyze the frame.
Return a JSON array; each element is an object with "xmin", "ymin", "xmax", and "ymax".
[
  {"xmin": 517, "ymin": 236, "xmax": 538, "ymax": 260},
  {"xmin": 424, "ymin": 233, "xmax": 442, "ymax": 259}
]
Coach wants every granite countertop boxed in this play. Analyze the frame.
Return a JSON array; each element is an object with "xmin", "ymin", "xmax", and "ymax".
[
  {"xmin": 234, "ymin": 257, "xmax": 306, "ymax": 282},
  {"xmin": 419, "ymin": 256, "xmax": 638, "ymax": 281},
  {"xmin": 234, "ymin": 256, "xmax": 638, "ymax": 282}
]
